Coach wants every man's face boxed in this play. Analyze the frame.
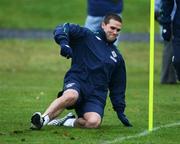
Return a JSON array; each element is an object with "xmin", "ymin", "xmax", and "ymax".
[{"xmin": 101, "ymin": 19, "xmax": 122, "ymax": 42}]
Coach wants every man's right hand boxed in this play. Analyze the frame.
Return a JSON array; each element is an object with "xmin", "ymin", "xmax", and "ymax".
[
  {"xmin": 162, "ymin": 24, "xmax": 171, "ymax": 41},
  {"xmin": 60, "ymin": 44, "xmax": 72, "ymax": 59}
]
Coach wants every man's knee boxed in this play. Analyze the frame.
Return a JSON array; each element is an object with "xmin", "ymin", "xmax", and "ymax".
[
  {"xmin": 84, "ymin": 112, "xmax": 101, "ymax": 128},
  {"xmin": 86, "ymin": 118, "xmax": 101, "ymax": 128},
  {"xmin": 60, "ymin": 89, "xmax": 79, "ymax": 106}
]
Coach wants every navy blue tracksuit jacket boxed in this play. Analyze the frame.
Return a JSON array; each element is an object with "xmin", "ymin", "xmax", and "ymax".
[
  {"xmin": 160, "ymin": 0, "xmax": 180, "ymax": 80},
  {"xmin": 54, "ymin": 23, "xmax": 126, "ymax": 115},
  {"xmin": 87, "ymin": 0, "xmax": 123, "ymax": 16}
]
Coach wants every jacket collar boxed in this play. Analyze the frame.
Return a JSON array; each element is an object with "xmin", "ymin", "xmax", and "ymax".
[{"xmin": 96, "ymin": 28, "xmax": 117, "ymax": 44}]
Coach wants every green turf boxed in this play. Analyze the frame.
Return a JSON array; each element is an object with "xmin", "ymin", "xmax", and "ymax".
[
  {"xmin": 0, "ymin": 0, "xmax": 149, "ymax": 32},
  {"xmin": 0, "ymin": 40, "xmax": 179, "ymax": 144}
]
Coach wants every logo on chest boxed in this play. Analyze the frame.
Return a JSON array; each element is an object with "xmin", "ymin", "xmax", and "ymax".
[{"xmin": 110, "ymin": 51, "xmax": 117, "ymax": 63}]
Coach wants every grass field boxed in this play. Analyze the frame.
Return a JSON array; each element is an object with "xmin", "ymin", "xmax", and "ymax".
[
  {"xmin": 0, "ymin": 40, "xmax": 179, "ymax": 144},
  {"xmin": 0, "ymin": 0, "xmax": 149, "ymax": 32}
]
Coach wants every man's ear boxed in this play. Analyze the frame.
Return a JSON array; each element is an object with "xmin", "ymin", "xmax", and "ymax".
[{"xmin": 101, "ymin": 22, "xmax": 105, "ymax": 29}]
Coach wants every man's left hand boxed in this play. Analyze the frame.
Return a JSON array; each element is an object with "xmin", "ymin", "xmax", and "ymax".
[{"xmin": 118, "ymin": 113, "xmax": 133, "ymax": 127}]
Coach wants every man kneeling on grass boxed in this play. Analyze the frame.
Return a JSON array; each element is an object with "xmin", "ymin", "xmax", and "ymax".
[{"xmin": 30, "ymin": 13, "xmax": 132, "ymax": 129}]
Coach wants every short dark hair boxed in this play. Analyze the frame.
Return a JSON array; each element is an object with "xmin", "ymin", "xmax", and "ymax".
[{"xmin": 103, "ymin": 12, "xmax": 122, "ymax": 24}]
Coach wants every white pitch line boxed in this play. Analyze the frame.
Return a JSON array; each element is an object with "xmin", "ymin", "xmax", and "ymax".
[{"xmin": 103, "ymin": 121, "xmax": 180, "ymax": 144}]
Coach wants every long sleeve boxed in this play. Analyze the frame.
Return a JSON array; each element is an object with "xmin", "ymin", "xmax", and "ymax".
[
  {"xmin": 109, "ymin": 57, "xmax": 126, "ymax": 114},
  {"xmin": 53, "ymin": 23, "xmax": 88, "ymax": 46},
  {"xmin": 53, "ymin": 23, "xmax": 88, "ymax": 58},
  {"xmin": 159, "ymin": 0, "xmax": 174, "ymax": 25}
]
